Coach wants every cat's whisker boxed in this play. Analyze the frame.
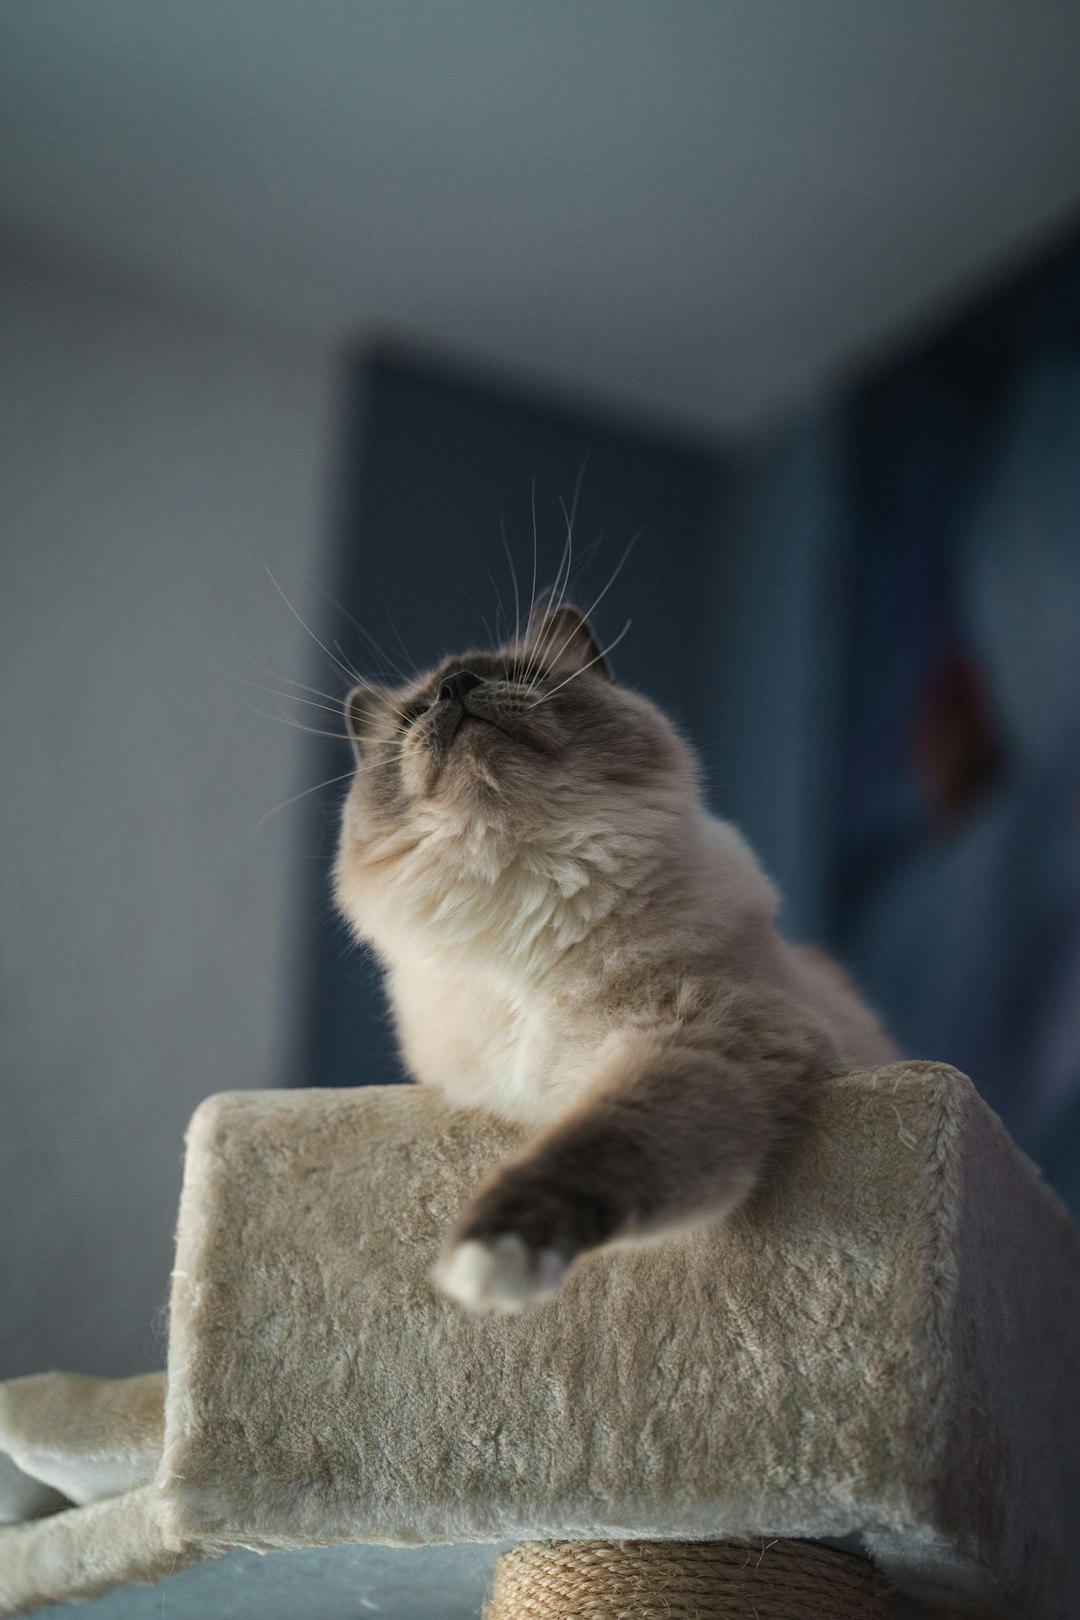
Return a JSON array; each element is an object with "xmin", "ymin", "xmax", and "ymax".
[
  {"xmin": 204, "ymin": 654, "xmax": 349, "ymax": 719},
  {"xmin": 355, "ymin": 752, "xmax": 415, "ymax": 777},
  {"xmin": 349, "ymin": 727, "xmax": 413, "ymax": 750},
  {"xmin": 521, "ymin": 576, "xmax": 561, "ymax": 688},
  {"xmin": 349, "ymin": 718, "xmax": 412, "ymax": 742},
  {"xmin": 527, "ymin": 619, "xmax": 633, "ymax": 708},
  {"xmin": 266, "ymin": 690, "xmax": 347, "ymax": 719},
  {"xmin": 526, "ymin": 532, "xmax": 575, "ymax": 684},
  {"xmin": 263, "ymin": 564, "xmax": 362, "ymax": 689},
  {"xmin": 245, "ymin": 706, "xmax": 354, "ymax": 743},
  {"xmin": 356, "ymin": 632, "xmax": 408, "ymax": 684},
  {"xmin": 522, "ymin": 490, "xmax": 582, "ymax": 687},
  {"xmin": 500, "ymin": 515, "xmax": 522, "ymax": 674},
  {"xmin": 253, "ymin": 769, "xmax": 357, "ymax": 834},
  {"xmin": 348, "ymin": 692, "xmax": 414, "ymax": 724},
  {"xmin": 350, "ymin": 729, "xmax": 410, "ymax": 746},
  {"xmin": 458, "ymin": 582, "xmax": 498, "ymax": 652},
  {"xmin": 520, "ymin": 475, "xmax": 540, "ymax": 678},
  {"xmin": 381, "ymin": 599, "xmax": 420, "ymax": 683},
  {"xmin": 332, "ymin": 639, "xmax": 364, "ymax": 683},
  {"xmin": 337, "ymin": 654, "xmax": 416, "ymax": 730},
  {"xmin": 521, "ymin": 530, "xmax": 609, "ymax": 684},
  {"xmin": 533, "ymin": 455, "xmax": 589, "ymax": 670},
  {"xmin": 342, "ymin": 679, "xmax": 415, "ymax": 728},
  {"xmin": 346, "ymin": 720, "xmax": 403, "ymax": 736},
  {"xmin": 544, "ymin": 525, "xmax": 644, "ymax": 674},
  {"xmin": 315, "ymin": 583, "xmax": 414, "ymax": 686},
  {"xmin": 486, "ymin": 568, "xmax": 513, "ymax": 680},
  {"xmin": 228, "ymin": 641, "xmax": 346, "ymax": 706}
]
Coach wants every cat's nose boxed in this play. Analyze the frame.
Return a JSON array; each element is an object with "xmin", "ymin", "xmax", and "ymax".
[{"xmin": 438, "ymin": 670, "xmax": 484, "ymax": 705}]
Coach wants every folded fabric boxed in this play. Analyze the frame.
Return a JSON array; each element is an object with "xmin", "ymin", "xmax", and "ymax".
[
  {"xmin": 0, "ymin": 1373, "xmax": 163, "ymax": 1512},
  {"xmin": 2, "ymin": 1064, "xmax": 1078, "ymax": 1619}
]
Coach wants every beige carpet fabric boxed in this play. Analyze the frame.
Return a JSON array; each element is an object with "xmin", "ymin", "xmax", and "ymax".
[
  {"xmin": 2, "ymin": 1064, "xmax": 1078, "ymax": 1618},
  {"xmin": 0, "ymin": 1484, "xmax": 208, "ymax": 1615},
  {"xmin": 0, "ymin": 1373, "xmax": 163, "ymax": 1512}
]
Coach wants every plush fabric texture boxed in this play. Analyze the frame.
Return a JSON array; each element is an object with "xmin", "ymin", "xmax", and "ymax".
[
  {"xmin": 0, "ymin": 1455, "xmax": 66, "ymax": 1529},
  {"xmin": 1, "ymin": 1064, "xmax": 1078, "ymax": 1619},
  {"xmin": 0, "ymin": 1373, "xmax": 163, "ymax": 1510},
  {"xmin": 0, "ymin": 1374, "xmax": 198, "ymax": 1614},
  {"xmin": 0, "ymin": 1485, "xmax": 206, "ymax": 1615}
]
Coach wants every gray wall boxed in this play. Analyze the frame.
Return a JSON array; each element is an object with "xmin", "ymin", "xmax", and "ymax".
[{"xmin": 0, "ymin": 247, "xmax": 338, "ymax": 1375}]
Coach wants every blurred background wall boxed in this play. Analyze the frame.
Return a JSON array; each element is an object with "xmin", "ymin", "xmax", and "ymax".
[
  {"xmin": 2, "ymin": 2, "xmax": 1080, "ymax": 1377},
  {"xmin": 0, "ymin": 246, "xmax": 337, "ymax": 1372}
]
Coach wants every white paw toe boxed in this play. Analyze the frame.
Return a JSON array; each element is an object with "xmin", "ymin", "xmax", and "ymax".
[{"xmin": 433, "ymin": 1234, "xmax": 568, "ymax": 1312}]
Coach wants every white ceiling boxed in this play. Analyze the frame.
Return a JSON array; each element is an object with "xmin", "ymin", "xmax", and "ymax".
[{"xmin": 3, "ymin": 1, "xmax": 1080, "ymax": 437}]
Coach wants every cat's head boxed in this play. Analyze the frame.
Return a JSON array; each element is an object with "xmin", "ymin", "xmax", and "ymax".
[{"xmin": 333, "ymin": 605, "xmax": 699, "ymax": 955}]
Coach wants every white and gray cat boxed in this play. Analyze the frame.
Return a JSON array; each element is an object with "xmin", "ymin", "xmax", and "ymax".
[{"xmin": 334, "ymin": 603, "xmax": 897, "ymax": 1311}]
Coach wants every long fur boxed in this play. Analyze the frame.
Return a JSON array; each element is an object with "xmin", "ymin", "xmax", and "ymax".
[{"xmin": 334, "ymin": 605, "xmax": 897, "ymax": 1309}]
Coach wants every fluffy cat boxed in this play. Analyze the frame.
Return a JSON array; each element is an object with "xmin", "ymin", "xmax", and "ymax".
[{"xmin": 333, "ymin": 603, "xmax": 896, "ymax": 1311}]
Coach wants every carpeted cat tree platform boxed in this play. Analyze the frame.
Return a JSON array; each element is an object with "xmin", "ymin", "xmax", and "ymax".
[{"xmin": 2, "ymin": 1064, "xmax": 1079, "ymax": 1618}]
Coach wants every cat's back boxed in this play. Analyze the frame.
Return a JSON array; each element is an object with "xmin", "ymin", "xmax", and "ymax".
[
  {"xmin": 695, "ymin": 812, "xmax": 898, "ymax": 1068},
  {"xmin": 780, "ymin": 941, "xmax": 899, "ymax": 1068}
]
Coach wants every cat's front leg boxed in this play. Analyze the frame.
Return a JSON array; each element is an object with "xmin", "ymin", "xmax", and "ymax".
[
  {"xmin": 433, "ymin": 983, "xmax": 836, "ymax": 1311},
  {"xmin": 433, "ymin": 1145, "xmax": 622, "ymax": 1310}
]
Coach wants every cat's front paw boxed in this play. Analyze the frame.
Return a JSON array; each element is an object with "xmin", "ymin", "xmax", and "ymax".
[{"xmin": 433, "ymin": 1233, "xmax": 570, "ymax": 1313}]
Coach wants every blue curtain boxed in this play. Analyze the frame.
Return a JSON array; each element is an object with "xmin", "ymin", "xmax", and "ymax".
[{"xmin": 837, "ymin": 230, "xmax": 1080, "ymax": 1211}]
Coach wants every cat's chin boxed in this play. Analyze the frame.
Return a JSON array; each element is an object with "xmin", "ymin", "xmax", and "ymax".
[
  {"xmin": 422, "ymin": 719, "xmax": 511, "ymax": 798},
  {"xmin": 451, "ymin": 711, "xmax": 556, "ymax": 759},
  {"xmin": 451, "ymin": 713, "xmax": 503, "ymax": 749},
  {"xmin": 416, "ymin": 716, "xmax": 558, "ymax": 804}
]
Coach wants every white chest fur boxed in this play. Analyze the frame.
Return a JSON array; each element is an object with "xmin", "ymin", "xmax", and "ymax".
[{"xmin": 386, "ymin": 960, "xmax": 596, "ymax": 1127}]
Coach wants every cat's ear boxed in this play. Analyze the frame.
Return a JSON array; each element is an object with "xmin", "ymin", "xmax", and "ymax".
[
  {"xmin": 344, "ymin": 683, "xmax": 388, "ymax": 760},
  {"xmin": 532, "ymin": 603, "xmax": 612, "ymax": 679}
]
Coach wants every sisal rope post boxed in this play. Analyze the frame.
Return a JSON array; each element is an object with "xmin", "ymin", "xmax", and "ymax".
[{"xmin": 483, "ymin": 1537, "xmax": 893, "ymax": 1619}]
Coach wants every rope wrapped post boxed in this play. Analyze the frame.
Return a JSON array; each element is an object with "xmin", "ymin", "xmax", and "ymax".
[{"xmin": 483, "ymin": 1538, "xmax": 893, "ymax": 1620}]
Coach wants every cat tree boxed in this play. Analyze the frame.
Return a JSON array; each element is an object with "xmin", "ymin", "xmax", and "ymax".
[{"xmin": 2, "ymin": 1064, "xmax": 1078, "ymax": 1618}]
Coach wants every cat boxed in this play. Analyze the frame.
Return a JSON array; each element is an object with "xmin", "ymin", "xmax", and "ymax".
[{"xmin": 333, "ymin": 602, "xmax": 897, "ymax": 1312}]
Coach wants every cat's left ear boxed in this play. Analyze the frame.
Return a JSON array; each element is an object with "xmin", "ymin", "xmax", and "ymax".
[
  {"xmin": 534, "ymin": 604, "xmax": 612, "ymax": 679},
  {"xmin": 344, "ymin": 683, "xmax": 388, "ymax": 760}
]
